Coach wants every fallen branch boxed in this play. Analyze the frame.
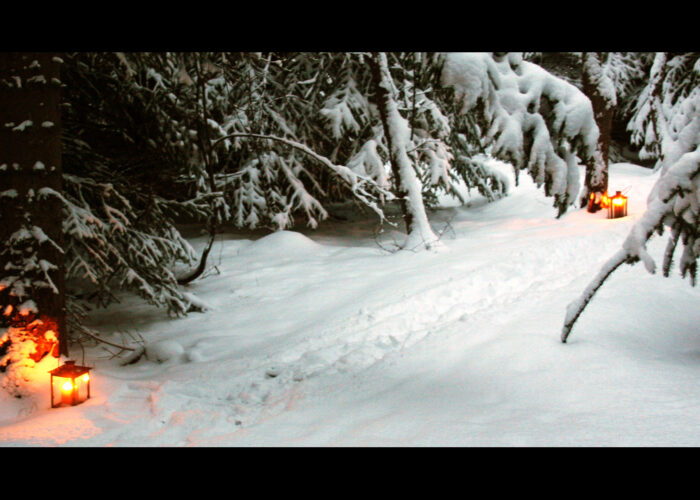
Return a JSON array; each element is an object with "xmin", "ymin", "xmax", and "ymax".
[
  {"xmin": 177, "ymin": 228, "xmax": 216, "ymax": 285},
  {"xmin": 69, "ymin": 320, "xmax": 137, "ymax": 352}
]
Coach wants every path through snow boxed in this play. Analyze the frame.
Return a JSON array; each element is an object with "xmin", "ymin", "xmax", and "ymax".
[{"xmin": 1, "ymin": 162, "xmax": 699, "ymax": 446}]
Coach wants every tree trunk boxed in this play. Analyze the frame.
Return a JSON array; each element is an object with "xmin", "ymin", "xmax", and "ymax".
[
  {"xmin": 0, "ymin": 53, "xmax": 67, "ymax": 358},
  {"xmin": 581, "ymin": 52, "xmax": 615, "ymax": 212},
  {"xmin": 179, "ymin": 56, "xmax": 219, "ymax": 286},
  {"xmin": 367, "ymin": 52, "xmax": 438, "ymax": 250}
]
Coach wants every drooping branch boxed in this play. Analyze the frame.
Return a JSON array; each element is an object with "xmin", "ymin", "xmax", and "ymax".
[
  {"xmin": 441, "ymin": 52, "xmax": 599, "ymax": 217},
  {"xmin": 562, "ymin": 146, "xmax": 700, "ymax": 342},
  {"xmin": 560, "ymin": 249, "xmax": 628, "ymax": 342},
  {"xmin": 210, "ymin": 131, "xmax": 392, "ymax": 224},
  {"xmin": 69, "ymin": 320, "xmax": 137, "ymax": 352},
  {"xmin": 177, "ymin": 230, "xmax": 216, "ymax": 285}
]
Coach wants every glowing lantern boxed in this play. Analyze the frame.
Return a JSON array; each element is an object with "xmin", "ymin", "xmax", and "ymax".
[
  {"xmin": 607, "ymin": 191, "xmax": 628, "ymax": 219},
  {"xmin": 49, "ymin": 361, "xmax": 92, "ymax": 408}
]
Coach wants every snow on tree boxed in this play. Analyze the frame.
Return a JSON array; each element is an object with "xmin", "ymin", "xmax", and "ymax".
[
  {"xmin": 203, "ymin": 52, "xmax": 497, "ymax": 251},
  {"xmin": 441, "ymin": 52, "xmax": 599, "ymax": 217},
  {"xmin": 368, "ymin": 52, "xmax": 440, "ymax": 250},
  {"xmin": 42, "ymin": 176, "xmax": 208, "ymax": 315},
  {"xmin": 0, "ymin": 53, "xmax": 67, "ymax": 396},
  {"xmin": 36, "ymin": 52, "xmax": 396, "ymax": 337},
  {"xmin": 172, "ymin": 53, "xmax": 392, "ymax": 233},
  {"xmin": 524, "ymin": 52, "xmax": 650, "ymax": 167},
  {"xmin": 289, "ymin": 52, "xmax": 511, "ymax": 249},
  {"xmin": 628, "ymin": 52, "xmax": 700, "ymax": 169},
  {"xmin": 214, "ymin": 52, "xmax": 516, "ymax": 251},
  {"xmin": 1, "ymin": 51, "xmax": 611, "ymax": 379},
  {"xmin": 392, "ymin": 52, "xmax": 510, "ymax": 208},
  {"xmin": 580, "ymin": 52, "xmax": 617, "ymax": 210},
  {"xmin": 562, "ymin": 52, "xmax": 700, "ymax": 342},
  {"xmin": 580, "ymin": 52, "xmax": 648, "ymax": 210},
  {"xmin": 59, "ymin": 53, "xmax": 216, "ymax": 318}
]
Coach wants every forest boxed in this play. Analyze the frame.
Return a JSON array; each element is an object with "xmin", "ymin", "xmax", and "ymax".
[{"xmin": 0, "ymin": 52, "xmax": 698, "ymax": 446}]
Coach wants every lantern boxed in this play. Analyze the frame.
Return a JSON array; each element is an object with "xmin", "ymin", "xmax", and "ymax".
[
  {"xmin": 608, "ymin": 191, "xmax": 628, "ymax": 219},
  {"xmin": 49, "ymin": 361, "xmax": 92, "ymax": 408}
]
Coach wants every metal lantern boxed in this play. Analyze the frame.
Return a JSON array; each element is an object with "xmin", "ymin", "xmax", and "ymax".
[
  {"xmin": 608, "ymin": 191, "xmax": 628, "ymax": 219},
  {"xmin": 49, "ymin": 361, "xmax": 92, "ymax": 408}
]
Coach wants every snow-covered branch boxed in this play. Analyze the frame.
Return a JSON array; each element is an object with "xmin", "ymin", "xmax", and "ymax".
[
  {"xmin": 211, "ymin": 131, "xmax": 391, "ymax": 225},
  {"xmin": 562, "ymin": 61, "xmax": 700, "ymax": 341},
  {"xmin": 441, "ymin": 52, "xmax": 599, "ymax": 216}
]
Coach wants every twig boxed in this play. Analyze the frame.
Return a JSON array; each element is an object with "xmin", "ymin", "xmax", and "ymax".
[
  {"xmin": 373, "ymin": 224, "xmax": 402, "ymax": 254},
  {"xmin": 69, "ymin": 321, "xmax": 137, "ymax": 352}
]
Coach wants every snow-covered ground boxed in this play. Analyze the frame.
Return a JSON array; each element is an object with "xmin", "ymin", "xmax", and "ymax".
[{"xmin": 2, "ymin": 161, "xmax": 699, "ymax": 447}]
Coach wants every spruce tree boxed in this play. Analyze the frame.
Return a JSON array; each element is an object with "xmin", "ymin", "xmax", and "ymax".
[
  {"xmin": 580, "ymin": 52, "xmax": 615, "ymax": 211},
  {"xmin": 0, "ymin": 53, "xmax": 67, "ymax": 395},
  {"xmin": 441, "ymin": 52, "xmax": 599, "ymax": 217},
  {"xmin": 562, "ymin": 52, "xmax": 700, "ymax": 342},
  {"xmin": 580, "ymin": 52, "xmax": 647, "ymax": 210}
]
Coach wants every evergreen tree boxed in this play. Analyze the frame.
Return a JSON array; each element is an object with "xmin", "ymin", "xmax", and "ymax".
[
  {"xmin": 59, "ymin": 52, "xmax": 212, "ymax": 319},
  {"xmin": 393, "ymin": 52, "xmax": 509, "ymax": 208},
  {"xmin": 580, "ymin": 52, "xmax": 616, "ymax": 210},
  {"xmin": 562, "ymin": 52, "xmax": 700, "ymax": 342},
  {"xmin": 526, "ymin": 52, "xmax": 648, "ymax": 167},
  {"xmin": 441, "ymin": 52, "xmax": 599, "ymax": 216},
  {"xmin": 1, "ymin": 51, "xmax": 615, "ymax": 390},
  {"xmin": 0, "ymin": 53, "xmax": 67, "ymax": 395},
  {"xmin": 580, "ymin": 52, "xmax": 648, "ymax": 210},
  {"xmin": 365, "ymin": 52, "xmax": 439, "ymax": 249}
]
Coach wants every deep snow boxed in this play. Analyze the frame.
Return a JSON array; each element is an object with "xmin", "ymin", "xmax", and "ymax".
[{"xmin": 1, "ymin": 161, "xmax": 699, "ymax": 446}]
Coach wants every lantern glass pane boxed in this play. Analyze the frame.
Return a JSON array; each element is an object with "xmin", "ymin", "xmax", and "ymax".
[
  {"xmin": 75, "ymin": 377, "xmax": 89, "ymax": 402},
  {"xmin": 51, "ymin": 375, "xmax": 89, "ymax": 406},
  {"xmin": 52, "ymin": 377, "xmax": 73, "ymax": 406},
  {"xmin": 607, "ymin": 193, "xmax": 627, "ymax": 219}
]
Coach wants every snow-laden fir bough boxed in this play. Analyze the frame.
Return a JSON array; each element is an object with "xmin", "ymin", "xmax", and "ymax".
[{"xmin": 562, "ymin": 52, "xmax": 700, "ymax": 342}]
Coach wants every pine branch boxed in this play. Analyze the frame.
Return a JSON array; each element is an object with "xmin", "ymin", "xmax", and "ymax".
[
  {"xmin": 68, "ymin": 319, "xmax": 137, "ymax": 352},
  {"xmin": 210, "ymin": 131, "xmax": 391, "ymax": 221},
  {"xmin": 561, "ymin": 249, "xmax": 629, "ymax": 343},
  {"xmin": 177, "ymin": 227, "xmax": 217, "ymax": 285}
]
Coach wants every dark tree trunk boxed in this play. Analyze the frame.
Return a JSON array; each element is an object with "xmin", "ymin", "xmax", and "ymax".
[
  {"xmin": 179, "ymin": 57, "xmax": 219, "ymax": 286},
  {"xmin": 581, "ymin": 52, "xmax": 614, "ymax": 212},
  {"xmin": 0, "ymin": 53, "xmax": 67, "ymax": 358}
]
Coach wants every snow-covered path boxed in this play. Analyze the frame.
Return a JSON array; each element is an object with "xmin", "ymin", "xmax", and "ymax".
[{"xmin": 2, "ymin": 162, "xmax": 699, "ymax": 446}]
